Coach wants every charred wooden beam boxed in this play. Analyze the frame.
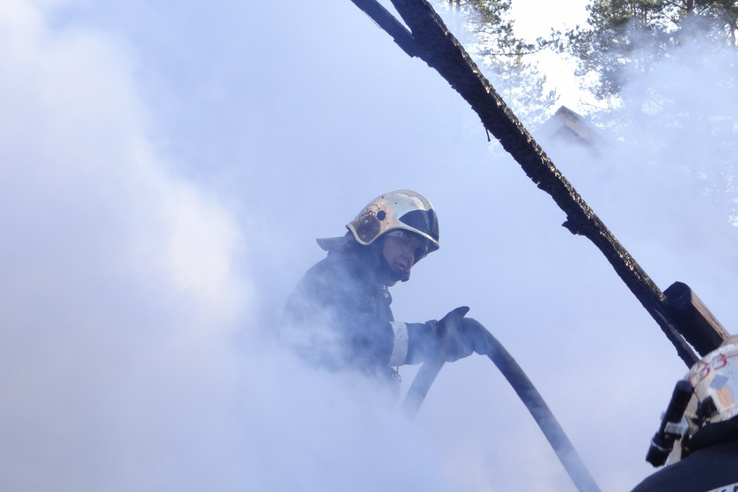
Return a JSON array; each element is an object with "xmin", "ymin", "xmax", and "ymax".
[
  {"xmin": 348, "ymin": 0, "xmax": 429, "ymax": 59},
  {"xmin": 663, "ymin": 282, "xmax": 730, "ymax": 356},
  {"xmin": 377, "ymin": 0, "xmax": 705, "ymax": 366}
]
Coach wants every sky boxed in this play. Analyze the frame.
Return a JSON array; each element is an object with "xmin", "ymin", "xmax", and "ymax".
[
  {"xmin": 1, "ymin": 1, "xmax": 737, "ymax": 491},
  {"xmin": 511, "ymin": 0, "xmax": 591, "ymax": 110}
]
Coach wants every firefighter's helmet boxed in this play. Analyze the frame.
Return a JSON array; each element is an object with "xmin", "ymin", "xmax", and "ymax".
[
  {"xmin": 644, "ymin": 335, "xmax": 738, "ymax": 467},
  {"xmin": 346, "ymin": 190, "xmax": 439, "ymax": 259},
  {"xmin": 685, "ymin": 334, "xmax": 738, "ymax": 427}
]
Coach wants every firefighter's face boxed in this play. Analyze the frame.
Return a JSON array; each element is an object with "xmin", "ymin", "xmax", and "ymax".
[{"xmin": 381, "ymin": 230, "xmax": 427, "ymax": 282}]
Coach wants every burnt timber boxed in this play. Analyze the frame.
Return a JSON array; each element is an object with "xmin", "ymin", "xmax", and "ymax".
[{"xmin": 350, "ymin": 0, "xmax": 729, "ymax": 365}]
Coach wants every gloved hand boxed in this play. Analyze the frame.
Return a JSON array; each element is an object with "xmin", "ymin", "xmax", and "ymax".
[
  {"xmin": 434, "ymin": 306, "xmax": 474, "ymax": 362},
  {"xmin": 406, "ymin": 306, "xmax": 482, "ymax": 364}
]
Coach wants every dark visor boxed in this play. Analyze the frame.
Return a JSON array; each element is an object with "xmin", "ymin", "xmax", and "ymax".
[{"xmin": 399, "ymin": 209, "xmax": 439, "ymax": 243}]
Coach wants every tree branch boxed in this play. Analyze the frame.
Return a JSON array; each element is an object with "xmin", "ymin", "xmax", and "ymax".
[{"xmin": 385, "ymin": 0, "xmax": 701, "ymax": 366}]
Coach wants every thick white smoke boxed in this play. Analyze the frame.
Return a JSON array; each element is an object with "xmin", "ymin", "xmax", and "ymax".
[
  {"xmin": 0, "ymin": 2, "xmax": 465, "ymax": 491},
  {"xmin": 0, "ymin": 2, "xmax": 252, "ymax": 490},
  {"xmin": 2, "ymin": 1, "xmax": 736, "ymax": 491}
]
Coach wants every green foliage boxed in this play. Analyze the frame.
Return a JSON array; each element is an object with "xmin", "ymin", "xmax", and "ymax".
[
  {"xmin": 565, "ymin": 0, "xmax": 738, "ymax": 101},
  {"xmin": 563, "ymin": 0, "xmax": 738, "ymax": 223},
  {"xmin": 439, "ymin": 1, "xmax": 738, "ymax": 223},
  {"xmin": 435, "ymin": 0, "xmax": 559, "ymax": 128}
]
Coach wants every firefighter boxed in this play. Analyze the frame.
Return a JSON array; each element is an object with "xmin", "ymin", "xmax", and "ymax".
[
  {"xmin": 281, "ymin": 190, "xmax": 482, "ymax": 386},
  {"xmin": 631, "ymin": 335, "xmax": 738, "ymax": 491}
]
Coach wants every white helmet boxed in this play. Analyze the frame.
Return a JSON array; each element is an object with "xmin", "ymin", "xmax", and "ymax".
[
  {"xmin": 684, "ymin": 334, "xmax": 738, "ymax": 426},
  {"xmin": 346, "ymin": 190, "xmax": 440, "ymax": 258},
  {"xmin": 653, "ymin": 335, "xmax": 738, "ymax": 465}
]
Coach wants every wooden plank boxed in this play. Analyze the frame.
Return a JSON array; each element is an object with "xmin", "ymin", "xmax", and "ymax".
[
  {"xmin": 382, "ymin": 0, "xmax": 700, "ymax": 366},
  {"xmin": 348, "ymin": 0, "xmax": 428, "ymax": 59},
  {"xmin": 663, "ymin": 282, "xmax": 730, "ymax": 356}
]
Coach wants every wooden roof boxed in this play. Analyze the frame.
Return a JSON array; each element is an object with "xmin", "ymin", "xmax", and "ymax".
[{"xmin": 536, "ymin": 106, "xmax": 608, "ymax": 154}]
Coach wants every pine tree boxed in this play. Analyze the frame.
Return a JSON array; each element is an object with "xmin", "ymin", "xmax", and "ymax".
[
  {"xmin": 564, "ymin": 0, "xmax": 738, "ymax": 223},
  {"xmin": 436, "ymin": 0, "xmax": 558, "ymax": 128},
  {"xmin": 566, "ymin": 0, "xmax": 738, "ymax": 102}
]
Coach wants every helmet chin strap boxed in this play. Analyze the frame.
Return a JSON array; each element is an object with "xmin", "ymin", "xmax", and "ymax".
[
  {"xmin": 390, "ymin": 268, "xmax": 410, "ymax": 283},
  {"xmin": 379, "ymin": 253, "xmax": 410, "ymax": 284}
]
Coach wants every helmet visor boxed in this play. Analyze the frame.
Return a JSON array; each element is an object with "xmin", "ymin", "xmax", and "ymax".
[{"xmin": 399, "ymin": 208, "xmax": 439, "ymax": 245}]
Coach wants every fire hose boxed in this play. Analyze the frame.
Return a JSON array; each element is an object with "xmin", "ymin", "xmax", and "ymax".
[{"xmin": 402, "ymin": 324, "xmax": 602, "ymax": 492}]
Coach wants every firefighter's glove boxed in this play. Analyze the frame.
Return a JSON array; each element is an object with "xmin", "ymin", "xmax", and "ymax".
[
  {"xmin": 406, "ymin": 306, "xmax": 476, "ymax": 364},
  {"xmin": 434, "ymin": 306, "xmax": 476, "ymax": 362}
]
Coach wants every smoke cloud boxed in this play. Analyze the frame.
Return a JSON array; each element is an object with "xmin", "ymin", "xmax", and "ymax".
[{"xmin": 1, "ymin": 1, "xmax": 736, "ymax": 491}]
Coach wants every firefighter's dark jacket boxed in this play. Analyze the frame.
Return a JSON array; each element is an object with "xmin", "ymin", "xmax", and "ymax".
[
  {"xmin": 282, "ymin": 234, "xmax": 419, "ymax": 381},
  {"xmin": 630, "ymin": 417, "xmax": 738, "ymax": 492}
]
